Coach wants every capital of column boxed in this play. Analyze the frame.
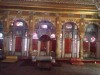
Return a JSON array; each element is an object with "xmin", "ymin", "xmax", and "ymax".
[{"xmin": 80, "ymin": 32, "xmax": 85, "ymax": 38}]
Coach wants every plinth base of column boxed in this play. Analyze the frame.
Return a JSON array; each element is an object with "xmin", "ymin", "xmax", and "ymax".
[{"xmin": 70, "ymin": 58, "xmax": 84, "ymax": 65}]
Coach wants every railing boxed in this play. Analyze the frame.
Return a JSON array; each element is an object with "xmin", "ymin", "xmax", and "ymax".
[{"xmin": 0, "ymin": 0, "xmax": 94, "ymax": 5}]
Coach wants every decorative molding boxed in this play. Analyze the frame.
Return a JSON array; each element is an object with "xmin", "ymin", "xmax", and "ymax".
[
  {"xmin": 80, "ymin": 14, "xmax": 86, "ymax": 18},
  {"xmin": 0, "ymin": 0, "xmax": 94, "ymax": 5}
]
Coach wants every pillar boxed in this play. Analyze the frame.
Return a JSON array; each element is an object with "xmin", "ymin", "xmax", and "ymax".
[
  {"xmin": 22, "ymin": 37, "xmax": 25, "ymax": 56},
  {"xmin": 96, "ymin": 28, "xmax": 100, "ymax": 58},
  {"xmin": 12, "ymin": 36, "xmax": 15, "ymax": 55},
  {"xmin": 77, "ymin": 40, "xmax": 80, "ymax": 58},
  {"xmin": 29, "ymin": 13, "xmax": 34, "ymax": 56},
  {"xmin": 56, "ymin": 15, "xmax": 61, "ymax": 58},
  {"xmin": 8, "ymin": 36, "xmax": 12, "ymax": 55},
  {"xmin": 56, "ymin": 35, "xmax": 61, "ymax": 58},
  {"xmin": 3, "ymin": 33, "xmax": 8, "ymax": 55},
  {"xmin": 3, "ymin": 17, "xmax": 9, "ymax": 55},
  {"xmin": 29, "ymin": 35, "xmax": 32, "ymax": 56},
  {"xmin": 27, "ymin": 37, "xmax": 30, "ymax": 56},
  {"xmin": 22, "ymin": 36, "xmax": 29, "ymax": 56},
  {"xmin": 47, "ymin": 41, "xmax": 50, "ymax": 55},
  {"xmin": 37, "ymin": 40, "xmax": 41, "ymax": 56},
  {"xmin": 62, "ymin": 29, "xmax": 65, "ymax": 58},
  {"xmin": 72, "ymin": 39, "xmax": 77, "ymax": 58},
  {"xmin": 80, "ymin": 35, "xmax": 84, "ymax": 59},
  {"xmin": 79, "ymin": 18, "xmax": 85, "ymax": 59}
]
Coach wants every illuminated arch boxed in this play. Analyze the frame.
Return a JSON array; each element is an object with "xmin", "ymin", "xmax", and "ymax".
[
  {"xmin": 10, "ymin": 19, "xmax": 28, "ymax": 36},
  {"xmin": 34, "ymin": 20, "xmax": 55, "ymax": 39}
]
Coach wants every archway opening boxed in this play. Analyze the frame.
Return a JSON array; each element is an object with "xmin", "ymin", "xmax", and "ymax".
[
  {"xmin": 32, "ymin": 20, "xmax": 56, "ymax": 56},
  {"xmin": 62, "ymin": 22, "xmax": 80, "ymax": 58},
  {"xmin": 39, "ymin": 35, "xmax": 50, "ymax": 52},
  {"xmin": 83, "ymin": 23, "xmax": 100, "ymax": 59},
  {"xmin": 39, "ymin": 35, "xmax": 51, "ymax": 42},
  {"xmin": 8, "ymin": 19, "xmax": 28, "ymax": 56}
]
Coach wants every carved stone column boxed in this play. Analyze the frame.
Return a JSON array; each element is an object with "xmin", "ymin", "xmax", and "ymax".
[
  {"xmin": 12, "ymin": 36, "xmax": 15, "ymax": 55},
  {"xmin": 29, "ymin": 35, "xmax": 32, "ymax": 56},
  {"xmin": 3, "ymin": 13, "xmax": 9, "ymax": 55},
  {"xmin": 56, "ymin": 34, "xmax": 61, "ymax": 58},
  {"xmin": 3, "ymin": 20, "xmax": 8, "ymax": 54},
  {"xmin": 3, "ymin": 33, "xmax": 8, "ymax": 55},
  {"xmin": 29, "ymin": 14, "xmax": 34, "ymax": 56},
  {"xmin": 38, "ymin": 40, "xmax": 41, "ymax": 56},
  {"xmin": 80, "ymin": 33, "xmax": 84, "ymax": 59},
  {"xmin": 62, "ymin": 29, "xmax": 65, "ymax": 58},
  {"xmin": 56, "ymin": 15, "xmax": 61, "ymax": 58},
  {"xmin": 79, "ymin": 19, "xmax": 85, "ymax": 59},
  {"xmin": 47, "ymin": 41, "xmax": 50, "ymax": 55},
  {"xmin": 96, "ymin": 28, "xmax": 100, "ymax": 58}
]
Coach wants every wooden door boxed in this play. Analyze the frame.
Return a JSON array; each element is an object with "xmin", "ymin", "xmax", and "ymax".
[
  {"xmin": 90, "ymin": 42, "xmax": 96, "ymax": 57},
  {"xmin": 65, "ymin": 38, "xmax": 72, "ymax": 53},
  {"xmin": 15, "ymin": 37, "xmax": 22, "ymax": 52},
  {"xmin": 83, "ymin": 41, "xmax": 89, "ymax": 52},
  {"xmin": 41, "ymin": 41, "xmax": 47, "ymax": 51},
  {"xmin": 51, "ymin": 39, "xmax": 56, "ymax": 52},
  {"xmin": 32, "ymin": 39, "xmax": 38, "ymax": 50}
]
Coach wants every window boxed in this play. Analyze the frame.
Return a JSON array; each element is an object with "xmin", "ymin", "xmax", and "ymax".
[
  {"xmin": 16, "ymin": 22, "xmax": 23, "ymax": 26},
  {"xmin": 41, "ymin": 24, "xmax": 48, "ymax": 29},
  {"xmin": 66, "ymin": 24, "xmax": 72, "ymax": 29}
]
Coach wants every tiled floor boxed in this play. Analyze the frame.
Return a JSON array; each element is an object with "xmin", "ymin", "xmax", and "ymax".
[{"xmin": 0, "ymin": 60, "xmax": 100, "ymax": 75}]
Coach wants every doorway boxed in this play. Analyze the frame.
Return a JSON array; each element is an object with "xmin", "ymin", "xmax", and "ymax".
[
  {"xmin": 62, "ymin": 22, "xmax": 80, "ymax": 58},
  {"xmin": 83, "ymin": 24, "xmax": 100, "ymax": 59},
  {"xmin": 15, "ymin": 36, "xmax": 22, "ymax": 52},
  {"xmin": 8, "ymin": 19, "xmax": 29, "ymax": 56},
  {"xmin": 33, "ymin": 20, "xmax": 56, "ymax": 57}
]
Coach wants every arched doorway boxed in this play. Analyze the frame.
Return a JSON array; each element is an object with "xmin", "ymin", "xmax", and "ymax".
[
  {"xmin": 39, "ymin": 35, "xmax": 51, "ymax": 55},
  {"xmin": 62, "ymin": 22, "xmax": 80, "ymax": 58},
  {"xmin": 83, "ymin": 23, "xmax": 100, "ymax": 59},
  {"xmin": 7, "ymin": 19, "xmax": 29, "ymax": 56},
  {"xmin": 0, "ymin": 22, "xmax": 3, "ymax": 50},
  {"xmin": 32, "ymin": 20, "xmax": 56, "ymax": 56}
]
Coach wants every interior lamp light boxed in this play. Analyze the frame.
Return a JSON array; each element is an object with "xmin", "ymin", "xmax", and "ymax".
[
  {"xmin": 84, "ymin": 37, "xmax": 88, "ymax": 42},
  {"xmin": 51, "ymin": 34, "xmax": 55, "ymax": 38},
  {"xmin": 41, "ymin": 24, "xmax": 47, "ymax": 29},
  {"xmin": 91, "ymin": 36, "xmax": 96, "ymax": 42}
]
